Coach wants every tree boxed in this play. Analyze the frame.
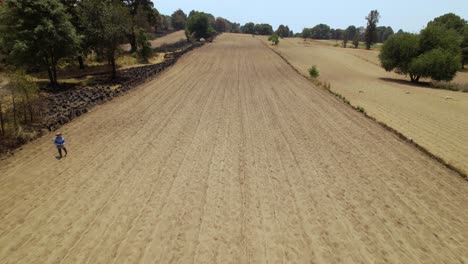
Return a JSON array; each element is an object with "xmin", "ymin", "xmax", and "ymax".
[
  {"xmin": 78, "ymin": 0, "xmax": 131, "ymax": 79},
  {"xmin": 0, "ymin": 0, "xmax": 79, "ymax": 87},
  {"xmin": 215, "ymin": 18, "xmax": 226, "ymax": 32},
  {"xmin": 311, "ymin": 24, "xmax": 331, "ymax": 39},
  {"xmin": 171, "ymin": 9, "xmax": 186, "ymax": 31},
  {"xmin": 379, "ymin": 26, "xmax": 462, "ymax": 82},
  {"xmin": 352, "ymin": 33, "xmax": 360, "ymax": 48},
  {"xmin": 268, "ymin": 34, "xmax": 279, "ymax": 45},
  {"xmin": 121, "ymin": 0, "xmax": 159, "ymax": 53},
  {"xmin": 342, "ymin": 30, "xmax": 348, "ymax": 48},
  {"xmin": 429, "ymin": 13, "xmax": 468, "ymax": 67},
  {"xmin": 346, "ymin": 25, "xmax": 357, "ymax": 40},
  {"xmin": 60, "ymin": 0, "xmax": 88, "ymax": 70},
  {"xmin": 302, "ymin": 28, "xmax": 312, "ymax": 39},
  {"xmin": 276, "ymin": 25, "xmax": 289, "ymax": 38},
  {"xmin": 379, "ymin": 33, "xmax": 421, "ymax": 81},
  {"xmin": 241, "ymin": 22, "xmax": 255, "ymax": 34},
  {"xmin": 137, "ymin": 29, "xmax": 152, "ymax": 62},
  {"xmin": 185, "ymin": 11, "xmax": 214, "ymax": 41},
  {"xmin": 365, "ymin": 10, "xmax": 380, "ymax": 49},
  {"xmin": 254, "ymin": 23, "xmax": 273, "ymax": 35}
]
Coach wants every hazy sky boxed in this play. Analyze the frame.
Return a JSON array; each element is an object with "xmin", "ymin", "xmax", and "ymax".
[{"xmin": 153, "ymin": 0, "xmax": 468, "ymax": 33}]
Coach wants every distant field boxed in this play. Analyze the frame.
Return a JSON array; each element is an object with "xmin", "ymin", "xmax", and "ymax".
[
  {"xmin": 122, "ymin": 31, "xmax": 186, "ymax": 52},
  {"xmin": 264, "ymin": 37, "xmax": 468, "ymax": 174}
]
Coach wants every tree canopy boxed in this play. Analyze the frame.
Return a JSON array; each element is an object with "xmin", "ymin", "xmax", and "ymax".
[
  {"xmin": 0, "ymin": 0, "xmax": 79, "ymax": 86},
  {"xmin": 78, "ymin": 0, "xmax": 131, "ymax": 78},
  {"xmin": 171, "ymin": 9, "xmax": 186, "ymax": 30},
  {"xmin": 185, "ymin": 11, "xmax": 215, "ymax": 41}
]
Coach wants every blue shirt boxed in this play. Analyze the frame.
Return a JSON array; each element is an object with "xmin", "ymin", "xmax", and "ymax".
[{"xmin": 54, "ymin": 137, "xmax": 65, "ymax": 146}]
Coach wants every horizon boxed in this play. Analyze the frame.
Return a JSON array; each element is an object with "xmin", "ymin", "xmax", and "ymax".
[{"xmin": 153, "ymin": 0, "xmax": 468, "ymax": 33}]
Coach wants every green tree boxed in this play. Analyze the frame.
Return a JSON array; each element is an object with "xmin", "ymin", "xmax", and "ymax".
[
  {"xmin": 379, "ymin": 33, "xmax": 421, "ymax": 81},
  {"xmin": 302, "ymin": 28, "xmax": 312, "ymax": 39},
  {"xmin": 78, "ymin": 0, "xmax": 131, "ymax": 79},
  {"xmin": 0, "ymin": 0, "xmax": 79, "ymax": 87},
  {"xmin": 364, "ymin": 10, "xmax": 380, "ymax": 49},
  {"xmin": 171, "ymin": 9, "xmax": 187, "ymax": 30},
  {"xmin": 122, "ymin": 0, "xmax": 159, "ymax": 53},
  {"xmin": 311, "ymin": 24, "xmax": 331, "ymax": 39},
  {"xmin": 137, "ymin": 29, "xmax": 152, "ymax": 62},
  {"xmin": 215, "ymin": 18, "xmax": 226, "ymax": 32},
  {"xmin": 276, "ymin": 25, "xmax": 290, "ymax": 38},
  {"xmin": 429, "ymin": 13, "xmax": 468, "ymax": 67},
  {"xmin": 254, "ymin": 24, "xmax": 273, "ymax": 35},
  {"xmin": 352, "ymin": 33, "xmax": 360, "ymax": 48},
  {"xmin": 185, "ymin": 11, "xmax": 214, "ymax": 41},
  {"xmin": 342, "ymin": 30, "xmax": 348, "ymax": 48},
  {"xmin": 268, "ymin": 34, "xmax": 280, "ymax": 45},
  {"xmin": 241, "ymin": 22, "xmax": 255, "ymax": 34},
  {"xmin": 346, "ymin": 25, "xmax": 357, "ymax": 40},
  {"xmin": 380, "ymin": 26, "xmax": 462, "ymax": 82}
]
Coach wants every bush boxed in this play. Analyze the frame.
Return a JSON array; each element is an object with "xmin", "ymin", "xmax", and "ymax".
[
  {"xmin": 308, "ymin": 65, "xmax": 320, "ymax": 78},
  {"xmin": 268, "ymin": 34, "xmax": 279, "ymax": 45},
  {"xmin": 136, "ymin": 30, "xmax": 152, "ymax": 62},
  {"xmin": 185, "ymin": 11, "xmax": 214, "ymax": 41}
]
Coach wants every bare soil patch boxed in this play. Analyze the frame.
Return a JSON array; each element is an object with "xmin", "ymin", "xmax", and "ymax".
[{"xmin": 265, "ymin": 37, "xmax": 468, "ymax": 175}]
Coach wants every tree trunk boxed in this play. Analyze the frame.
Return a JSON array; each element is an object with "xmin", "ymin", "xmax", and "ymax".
[
  {"xmin": 45, "ymin": 56, "xmax": 56, "ymax": 87},
  {"xmin": 11, "ymin": 92, "xmax": 17, "ymax": 131},
  {"xmin": 129, "ymin": 33, "xmax": 137, "ymax": 53},
  {"xmin": 0, "ymin": 100, "xmax": 4, "ymax": 137},
  {"xmin": 78, "ymin": 55, "xmax": 85, "ymax": 70},
  {"xmin": 111, "ymin": 56, "xmax": 116, "ymax": 79}
]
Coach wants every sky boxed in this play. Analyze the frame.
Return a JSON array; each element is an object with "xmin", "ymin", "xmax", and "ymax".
[{"xmin": 153, "ymin": 0, "xmax": 468, "ymax": 33}]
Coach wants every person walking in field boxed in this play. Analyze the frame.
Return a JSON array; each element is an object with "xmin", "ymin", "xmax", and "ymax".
[{"xmin": 54, "ymin": 133, "xmax": 68, "ymax": 158}]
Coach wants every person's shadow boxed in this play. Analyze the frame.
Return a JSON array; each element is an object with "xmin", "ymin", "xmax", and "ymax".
[{"xmin": 55, "ymin": 156, "xmax": 62, "ymax": 160}]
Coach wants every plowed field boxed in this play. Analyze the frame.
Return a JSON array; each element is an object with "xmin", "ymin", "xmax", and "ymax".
[{"xmin": 0, "ymin": 34, "xmax": 467, "ymax": 263}]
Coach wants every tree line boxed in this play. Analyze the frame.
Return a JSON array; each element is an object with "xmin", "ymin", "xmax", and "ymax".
[{"xmin": 0, "ymin": 0, "xmax": 240, "ymax": 87}]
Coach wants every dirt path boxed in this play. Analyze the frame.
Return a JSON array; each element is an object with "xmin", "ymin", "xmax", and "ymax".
[
  {"xmin": 0, "ymin": 34, "xmax": 467, "ymax": 263},
  {"xmin": 266, "ymin": 37, "xmax": 468, "ymax": 175}
]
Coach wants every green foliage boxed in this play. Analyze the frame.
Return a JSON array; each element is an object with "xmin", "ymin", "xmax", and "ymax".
[
  {"xmin": 276, "ymin": 25, "xmax": 290, "ymax": 38},
  {"xmin": 356, "ymin": 106, "xmax": 366, "ymax": 114},
  {"xmin": 409, "ymin": 48, "xmax": 461, "ymax": 81},
  {"xmin": 310, "ymin": 24, "xmax": 331, "ymax": 39},
  {"xmin": 308, "ymin": 65, "xmax": 320, "ymax": 78},
  {"xmin": 379, "ymin": 33, "xmax": 420, "ymax": 75},
  {"xmin": 268, "ymin": 34, "xmax": 280, "ymax": 45},
  {"xmin": 241, "ymin": 22, "xmax": 255, "ymax": 34},
  {"xmin": 419, "ymin": 24, "xmax": 462, "ymax": 54},
  {"xmin": 185, "ymin": 11, "xmax": 214, "ymax": 41},
  {"xmin": 136, "ymin": 29, "xmax": 152, "ymax": 62},
  {"xmin": 346, "ymin": 25, "xmax": 357, "ymax": 40},
  {"xmin": 365, "ymin": 10, "xmax": 380, "ymax": 49},
  {"xmin": 0, "ymin": 0, "xmax": 80, "ymax": 86},
  {"xmin": 254, "ymin": 24, "xmax": 273, "ymax": 35},
  {"xmin": 78, "ymin": 0, "xmax": 131, "ymax": 78},
  {"xmin": 342, "ymin": 30, "xmax": 348, "ymax": 48},
  {"xmin": 171, "ymin": 9, "xmax": 187, "ymax": 30},
  {"xmin": 352, "ymin": 33, "xmax": 360, "ymax": 48},
  {"xmin": 380, "ymin": 23, "xmax": 463, "ymax": 82}
]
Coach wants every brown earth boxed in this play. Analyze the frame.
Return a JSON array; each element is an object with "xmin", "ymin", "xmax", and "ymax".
[
  {"xmin": 0, "ymin": 33, "xmax": 467, "ymax": 263},
  {"xmin": 265, "ymin": 37, "xmax": 468, "ymax": 175},
  {"xmin": 122, "ymin": 31, "xmax": 186, "ymax": 52}
]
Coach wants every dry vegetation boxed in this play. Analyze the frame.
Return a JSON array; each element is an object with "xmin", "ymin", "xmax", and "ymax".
[
  {"xmin": 264, "ymin": 37, "xmax": 468, "ymax": 175},
  {"xmin": 0, "ymin": 34, "xmax": 467, "ymax": 263},
  {"xmin": 121, "ymin": 30, "xmax": 186, "ymax": 52}
]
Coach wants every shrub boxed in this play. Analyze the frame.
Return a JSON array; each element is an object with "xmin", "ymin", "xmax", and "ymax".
[
  {"xmin": 137, "ymin": 30, "xmax": 152, "ymax": 62},
  {"xmin": 356, "ymin": 106, "xmax": 366, "ymax": 113},
  {"xmin": 268, "ymin": 34, "xmax": 280, "ymax": 45},
  {"xmin": 308, "ymin": 65, "xmax": 320, "ymax": 78}
]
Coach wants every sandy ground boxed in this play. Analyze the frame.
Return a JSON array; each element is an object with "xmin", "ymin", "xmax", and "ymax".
[
  {"xmin": 266, "ymin": 37, "xmax": 468, "ymax": 175},
  {"xmin": 0, "ymin": 34, "xmax": 467, "ymax": 263},
  {"xmin": 122, "ymin": 31, "xmax": 186, "ymax": 52}
]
